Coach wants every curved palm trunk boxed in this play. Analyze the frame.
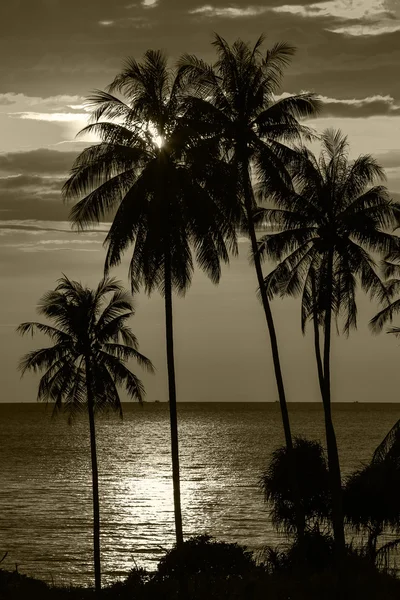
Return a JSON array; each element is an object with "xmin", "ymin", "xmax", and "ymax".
[
  {"xmin": 322, "ymin": 249, "xmax": 345, "ymax": 562},
  {"xmin": 242, "ymin": 168, "xmax": 305, "ymax": 543},
  {"xmin": 164, "ymin": 248, "xmax": 184, "ymax": 546},
  {"xmin": 85, "ymin": 362, "xmax": 101, "ymax": 595}
]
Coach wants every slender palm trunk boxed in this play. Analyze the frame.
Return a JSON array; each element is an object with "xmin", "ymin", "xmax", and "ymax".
[
  {"xmin": 311, "ymin": 271, "xmax": 324, "ymax": 396},
  {"xmin": 246, "ymin": 208, "xmax": 292, "ymax": 442},
  {"xmin": 164, "ymin": 248, "xmax": 184, "ymax": 546},
  {"xmin": 85, "ymin": 362, "xmax": 101, "ymax": 595},
  {"xmin": 322, "ymin": 249, "xmax": 345, "ymax": 561},
  {"xmin": 242, "ymin": 167, "xmax": 305, "ymax": 543}
]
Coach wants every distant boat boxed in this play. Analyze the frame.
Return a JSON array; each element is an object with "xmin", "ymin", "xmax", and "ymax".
[{"xmin": 154, "ymin": 400, "xmax": 160, "ymax": 403}]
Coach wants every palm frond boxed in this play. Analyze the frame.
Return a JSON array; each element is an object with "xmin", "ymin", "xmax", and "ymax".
[
  {"xmin": 372, "ymin": 419, "xmax": 400, "ymax": 464},
  {"xmin": 102, "ymin": 343, "xmax": 155, "ymax": 373}
]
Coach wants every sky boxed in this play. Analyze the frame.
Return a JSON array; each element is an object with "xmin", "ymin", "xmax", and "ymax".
[{"xmin": 1, "ymin": 0, "xmax": 400, "ymax": 404}]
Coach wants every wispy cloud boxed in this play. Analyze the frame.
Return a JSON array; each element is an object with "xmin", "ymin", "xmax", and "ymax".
[
  {"xmin": 0, "ymin": 93, "xmax": 86, "ymax": 110},
  {"xmin": 0, "ymin": 220, "xmax": 110, "ymax": 234},
  {"xmin": 190, "ymin": 5, "xmax": 269, "ymax": 17},
  {"xmin": 10, "ymin": 112, "xmax": 88, "ymax": 123},
  {"xmin": 270, "ymin": 0, "xmax": 400, "ymax": 36},
  {"xmin": 331, "ymin": 21, "xmax": 400, "ymax": 35},
  {"xmin": 318, "ymin": 93, "xmax": 400, "ymax": 117},
  {"xmin": 271, "ymin": 0, "xmax": 389, "ymax": 19}
]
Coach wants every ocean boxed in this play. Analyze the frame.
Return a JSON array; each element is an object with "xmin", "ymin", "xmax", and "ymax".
[{"xmin": 0, "ymin": 402, "xmax": 398, "ymax": 587}]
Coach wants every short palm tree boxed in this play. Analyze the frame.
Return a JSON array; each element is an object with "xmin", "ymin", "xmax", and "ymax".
[
  {"xmin": 62, "ymin": 50, "xmax": 236, "ymax": 545},
  {"xmin": 257, "ymin": 129, "xmax": 400, "ymax": 559},
  {"xmin": 344, "ymin": 459, "xmax": 400, "ymax": 567},
  {"xmin": 17, "ymin": 276, "xmax": 153, "ymax": 594},
  {"xmin": 179, "ymin": 33, "xmax": 320, "ymax": 542}
]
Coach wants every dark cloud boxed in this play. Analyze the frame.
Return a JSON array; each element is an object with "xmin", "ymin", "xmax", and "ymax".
[
  {"xmin": 0, "ymin": 174, "xmax": 63, "ymax": 190},
  {"xmin": 0, "ymin": 148, "xmax": 113, "ymax": 222},
  {"xmin": 0, "ymin": 148, "xmax": 78, "ymax": 176},
  {"xmin": 0, "ymin": 149, "xmax": 76, "ymax": 220},
  {"xmin": 0, "ymin": 222, "xmax": 109, "ymax": 234},
  {"xmin": 0, "ymin": 0, "xmax": 398, "ymax": 103},
  {"xmin": 0, "ymin": 188, "xmax": 70, "ymax": 221}
]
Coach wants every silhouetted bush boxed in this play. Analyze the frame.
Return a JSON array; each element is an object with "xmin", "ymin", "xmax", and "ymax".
[
  {"xmin": 344, "ymin": 457, "xmax": 400, "ymax": 566},
  {"xmin": 156, "ymin": 534, "xmax": 258, "ymax": 580},
  {"xmin": 260, "ymin": 437, "xmax": 330, "ymax": 533},
  {"xmin": 263, "ymin": 528, "xmax": 334, "ymax": 573}
]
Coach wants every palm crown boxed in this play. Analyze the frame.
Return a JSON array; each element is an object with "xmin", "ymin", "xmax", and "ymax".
[
  {"xmin": 257, "ymin": 129, "xmax": 400, "ymax": 334},
  {"xmin": 17, "ymin": 276, "xmax": 154, "ymax": 419},
  {"xmin": 62, "ymin": 49, "xmax": 236, "ymax": 295},
  {"xmin": 179, "ymin": 33, "xmax": 320, "ymax": 222}
]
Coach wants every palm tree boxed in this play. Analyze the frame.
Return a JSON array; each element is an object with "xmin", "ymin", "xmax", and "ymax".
[
  {"xmin": 344, "ymin": 459, "xmax": 400, "ymax": 567},
  {"xmin": 178, "ymin": 34, "xmax": 320, "ymax": 542},
  {"xmin": 17, "ymin": 276, "xmax": 154, "ymax": 594},
  {"xmin": 370, "ymin": 267, "xmax": 400, "ymax": 464},
  {"xmin": 257, "ymin": 129, "xmax": 400, "ymax": 560},
  {"xmin": 62, "ymin": 50, "xmax": 237, "ymax": 546}
]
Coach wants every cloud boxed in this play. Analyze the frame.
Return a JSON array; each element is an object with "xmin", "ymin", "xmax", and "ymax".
[
  {"xmin": 269, "ymin": 0, "xmax": 400, "ymax": 36},
  {"xmin": 190, "ymin": 5, "xmax": 270, "ymax": 17},
  {"xmin": 271, "ymin": 0, "xmax": 391, "ymax": 20},
  {"xmin": 2, "ymin": 238, "xmax": 103, "ymax": 253},
  {"xmin": 98, "ymin": 16, "xmax": 152, "ymax": 28},
  {"xmin": 0, "ymin": 0, "xmax": 398, "ymax": 111},
  {"xmin": 0, "ymin": 174, "xmax": 64, "ymax": 191},
  {"xmin": 330, "ymin": 21, "xmax": 400, "ymax": 36},
  {"xmin": 317, "ymin": 94, "xmax": 400, "ymax": 117},
  {"xmin": 0, "ymin": 220, "xmax": 108, "ymax": 254},
  {"xmin": 0, "ymin": 220, "xmax": 110, "ymax": 234},
  {"xmin": 0, "ymin": 93, "xmax": 86, "ymax": 110},
  {"xmin": 0, "ymin": 96, "xmax": 17, "ymax": 106},
  {"xmin": 10, "ymin": 112, "xmax": 88, "ymax": 123},
  {"xmin": 0, "ymin": 148, "xmax": 79, "ymax": 176}
]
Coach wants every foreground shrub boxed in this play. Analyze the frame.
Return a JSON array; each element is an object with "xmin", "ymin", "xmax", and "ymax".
[
  {"xmin": 260, "ymin": 437, "xmax": 330, "ymax": 533},
  {"xmin": 156, "ymin": 534, "xmax": 258, "ymax": 580}
]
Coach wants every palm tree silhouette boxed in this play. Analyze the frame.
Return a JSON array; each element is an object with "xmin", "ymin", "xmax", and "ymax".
[
  {"xmin": 179, "ymin": 34, "xmax": 320, "ymax": 542},
  {"xmin": 17, "ymin": 276, "xmax": 153, "ymax": 594},
  {"xmin": 258, "ymin": 129, "xmax": 400, "ymax": 560},
  {"xmin": 62, "ymin": 50, "xmax": 237, "ymax": 545},
  {"xmin": 370, "ymin": 271, "xmax": 400, "ymax": 463},
  {"xmin": 260, "ymin": 437, "xmax": 330, "ymax": 534},
  {"xmin": 344, "ymin": 459, "xmax": 400, "ymax": 567}
]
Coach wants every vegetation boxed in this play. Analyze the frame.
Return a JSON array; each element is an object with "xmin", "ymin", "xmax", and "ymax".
[
  {"xmin": 179, "ymin": 34, "xmax": 321, "ymax": 542},
  {"xmin": 17, "ymin": 276, "xmax": 153, "ymax": 594},
  {"xmin": 260, "ymin": 437, "xmax": 330, "ymax": 533},
  {"xmin": 262, "ymin": 436, "xmax": 400, "ymax": 572},
  {"xmin": 62, "ymin": 48, "xmax": 237, "ymax": 547},
  {"xmin": 3, "ymin": 536, "xmax": 400, "ymax": 599},
  {"xmin": 11, "ymin": 31, "xmax": 400, "ymax": 598},
  {"xmin": 258, "ymin": 128, "xmax": 400, "ymax": 559}
]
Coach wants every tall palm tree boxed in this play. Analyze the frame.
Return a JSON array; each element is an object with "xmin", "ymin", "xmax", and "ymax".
[
  {"xmin": 17, "ymin": 276, "xmax": 154, "ymax": 594},
  {"xmin": 62, "ymin": 50, "xmax": 237, "ymax": 546},
  {"xmin": 257, "ymin": 129, "xmax": 400, "ymax": 560},
  {"xmin": 179, "ymin": 33, "xmax": 320, "ymax": 541}
]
